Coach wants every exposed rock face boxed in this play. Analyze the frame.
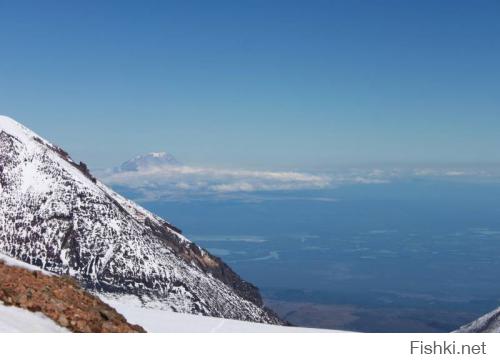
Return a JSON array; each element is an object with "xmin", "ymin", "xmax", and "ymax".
[
  {"xmin": 455, "ymin": 307, "xmax": 500, "ymax": 333},
  {"xmin": 0, "ymin": 116, "xmax": 282, "ymax": 324},
  {"xmin": 0, "ymin": 260, "xmax": 145, "ymax": 332}
]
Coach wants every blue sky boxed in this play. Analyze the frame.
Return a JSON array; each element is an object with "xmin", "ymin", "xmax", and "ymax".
[{"xmin": 1, "ymin": 0, "xmax": 499, "ymax": 170}]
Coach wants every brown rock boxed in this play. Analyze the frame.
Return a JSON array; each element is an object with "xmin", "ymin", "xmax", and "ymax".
[
  {"xmin": 0, "ymin": 260, "xmax": 145, "ymax": 333},
  {"xmin": 58, "ymin": 315, "xmax": 69, "ymax": 327}
]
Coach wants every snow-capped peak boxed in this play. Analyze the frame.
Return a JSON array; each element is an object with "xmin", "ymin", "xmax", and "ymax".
[
  {"xmin": 118, "ymin": 151, "xmax": 181, "ymax": 172},
  {"xmin": 149, "ymin": 151, "xmax": 168, "ymax": 158}
]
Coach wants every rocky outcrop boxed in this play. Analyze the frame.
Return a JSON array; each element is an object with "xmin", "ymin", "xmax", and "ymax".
[{"xmin": 0, "ymin": 260, "xmax": 145, "ymax": 333}]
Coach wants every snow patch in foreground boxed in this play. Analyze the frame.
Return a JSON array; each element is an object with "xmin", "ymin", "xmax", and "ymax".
[
  {"xmin": 101, "ymin": 295, "xmax": 341, "ymax": 333},
  {"xmin": 0, "ymin": 303, "xmax": 68, "ymax": 333},
  {"xmin": 0, "ymin": 252, "xmax": 53, "ymax": 276}
]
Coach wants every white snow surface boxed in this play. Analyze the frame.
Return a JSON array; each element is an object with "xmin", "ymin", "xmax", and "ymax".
[
  {"xmin": 0, "ymin": 303, "xmax": 68, "ymax": 333},
  {"xmin": 0, "ymin": 251, "xmax": 53, "ymax": 275},
  {"xmin": 101, "ymin": 294, "xmax": 339, "ymax": 333},
  {"xmin": 455, "ymin": 307, "xmax": 500, "ymax": 333}
]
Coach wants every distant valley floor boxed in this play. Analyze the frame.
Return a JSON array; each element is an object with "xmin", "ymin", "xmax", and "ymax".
[{"xmin": 266, "ymin": 299, "xmax": 480, "ymax": 333}]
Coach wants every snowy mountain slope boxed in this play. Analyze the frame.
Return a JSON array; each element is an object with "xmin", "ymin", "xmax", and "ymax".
[
  {"xmin": 0, "ymin": 303, "xmax": 69, "ymax": 333},
  {"xmin": 455, "ymin": 307, "xmax": 500, "ymax": 333},
  {"xmin": 100, "ymin": 294, "xmax": 338, "ymax": 333},
  {"xmin": 0, "ymin": 115, "xmax": 281, "ymax": 324}
]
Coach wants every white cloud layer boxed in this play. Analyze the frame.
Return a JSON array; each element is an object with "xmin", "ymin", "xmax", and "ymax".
[
  {"xmin": 101, "ymin": 165, "xmax": 332, "ymax": 198},
  {"xmin": 98, "ymin": 163, "xmax": 499, "ymax": 201}
]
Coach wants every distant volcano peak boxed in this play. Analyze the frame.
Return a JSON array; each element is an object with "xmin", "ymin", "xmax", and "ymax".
[{"xmin": 119, "ymin": 151, "xmax": 181, "ymax": 172}]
